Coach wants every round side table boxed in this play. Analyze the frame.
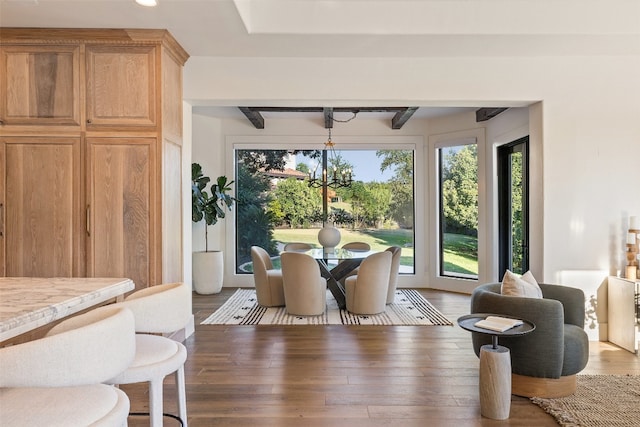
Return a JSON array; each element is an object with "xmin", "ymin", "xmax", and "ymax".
[{"xmin": 457, "ymin": 313, "xmax": 535, "ymax": 420}]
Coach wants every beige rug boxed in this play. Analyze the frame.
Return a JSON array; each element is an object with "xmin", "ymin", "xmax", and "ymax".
[
  {"xmin": 201, "ymin": 288, "xmax": 453, "ymax": 326},
  {"xmin": 531, "ymin": 374, "xmax": 640, "ymax": 427}
]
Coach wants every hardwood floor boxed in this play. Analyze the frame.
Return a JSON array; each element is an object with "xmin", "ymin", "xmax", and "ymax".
[{"xmin": 122, "ymin": 288, "xmax": 640, "ymax": 426}]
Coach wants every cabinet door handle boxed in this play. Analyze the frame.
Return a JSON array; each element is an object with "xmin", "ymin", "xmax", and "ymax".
[
  {"xmin": 0, "ymin": 203, "xmax": 3, "ymax": 237},
  {"xmin": 86, "ymin": 205, "xmax": 91, "ymax": 236}
]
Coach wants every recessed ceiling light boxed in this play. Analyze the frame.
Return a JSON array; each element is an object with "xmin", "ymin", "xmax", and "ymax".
[{"xmin": 136, "ymin": 0, "xmax": 157, "ymax": 6}]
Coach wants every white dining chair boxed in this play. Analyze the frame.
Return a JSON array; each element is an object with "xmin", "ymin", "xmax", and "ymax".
[
  {"xmin": 281, "ymin": 251, "xmax": 327, "ymax": 316},
  {"xmin": 0, "ymin": 305, "xmax": 136, "ymax": 427},
  {"xmin": 345, "ymin": 251, "xmax": 392, "ymax": 315},
  {"xmin": 283, "ymin": 242, "xmax": 313, "ymax": 252},
  {"xmin": 251, "ymin": 245, "xmax": 286, "ymax": 307},
  {"xmin": 385, "ymin": 246, "xmax": 402, "ymax": 304},
  {"xmin": 341, "ymin": 241, "xmax": 371, "ymax": 251},
  {"xmin": 106, "ymin": 282, "xmax": 192, "ymax": 427}
]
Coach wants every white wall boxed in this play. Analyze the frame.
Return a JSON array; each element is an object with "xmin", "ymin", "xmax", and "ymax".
[{"xmin": 185, "ymin": 53, "xmax": 640, "ymax": 293}]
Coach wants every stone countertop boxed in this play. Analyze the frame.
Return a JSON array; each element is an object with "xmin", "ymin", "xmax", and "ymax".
[{"xmin": 0, "ymin": 277, "xmax": 134, "ymax": 343}]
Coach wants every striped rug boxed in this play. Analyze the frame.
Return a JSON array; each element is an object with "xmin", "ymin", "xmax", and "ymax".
[{"xmin": 201, "ymin": 288, "xmax": 453, "ymax": 326}]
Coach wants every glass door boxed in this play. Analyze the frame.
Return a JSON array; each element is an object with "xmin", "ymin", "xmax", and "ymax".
[{"xmin": 497, "ymin": 136, "xmax": 529, "ymax": 277}]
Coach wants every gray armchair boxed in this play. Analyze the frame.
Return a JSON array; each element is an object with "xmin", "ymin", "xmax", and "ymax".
[{"xmin": 470, "ymin": 282, "xmax": 589, "ymax": 398}]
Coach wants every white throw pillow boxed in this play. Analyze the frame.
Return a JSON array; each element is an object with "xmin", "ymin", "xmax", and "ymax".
[{"xmin": 501, "ymin": 270, "xmax": 543, "ymax": 298}]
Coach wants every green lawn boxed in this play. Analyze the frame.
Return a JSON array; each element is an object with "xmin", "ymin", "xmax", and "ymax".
[
  {"xmin": 271, "ymin": 228, "xmax": 478, "ymax": 275},
  {"xmin": 442, "ymin": 233, "xmax": 478, "ymax": 275}
]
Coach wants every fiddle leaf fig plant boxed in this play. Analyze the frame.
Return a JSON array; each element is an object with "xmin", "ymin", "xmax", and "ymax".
[{"xmin": 192, "ymin": 163, "xmax": 236, "ymax": 252}]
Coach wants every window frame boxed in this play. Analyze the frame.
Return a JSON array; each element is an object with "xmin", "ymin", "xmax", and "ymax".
[
  {"xmin": 225, "ymin": 135, "xmax": 425, "ymax": 288},
  {"xmin": 428, "ymin": 128, "xmax": 489, "ymax": 294}
]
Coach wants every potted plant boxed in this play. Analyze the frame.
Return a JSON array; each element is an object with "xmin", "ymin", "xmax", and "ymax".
[{"xmin": 192, "ymin": 162, "xmax": 235, "ymax": 294}]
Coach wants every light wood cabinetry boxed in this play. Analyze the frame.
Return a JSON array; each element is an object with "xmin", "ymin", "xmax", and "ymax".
[
  {"xmin": 0, "ymin": 29, "xmax": 189, "ymax": 291},
  {"xmin": 0, "ymin": 137, "xmax": 82, "ymax": 277},
  {"xmin": 85, "ymin": 45, "xmax": 156, "ymax": 128},
  {"xmin": 0, "ymin": 45, "xmax": 80, "ymax": 126}
]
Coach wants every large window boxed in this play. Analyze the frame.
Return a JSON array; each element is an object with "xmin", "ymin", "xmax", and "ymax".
[
  {"xmin": 234, "ymin": 147, "xmax": 415, "ymax": 275},
  {"xmin": 437, "ymin": 142, "xmax": 479, "ymax": 279}
]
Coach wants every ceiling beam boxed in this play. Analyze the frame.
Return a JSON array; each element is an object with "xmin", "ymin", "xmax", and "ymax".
[
  {"xmin": 323, "ymin": 107, "xmax": 333, "ymax": 129},
  {"xmin": 239, "ymin": 107, "xmax": 265, "ymax": 129},
  {"xmin": 391, "ymin": 107, "xmax": 418, "ymax": 129},
  {"xmin": 475, "ymin": 107, "xmax": 508, "ymax": 122},
  {"xmin": 237, "ymin": 106, "xmax": 419, "ymax": 129}
]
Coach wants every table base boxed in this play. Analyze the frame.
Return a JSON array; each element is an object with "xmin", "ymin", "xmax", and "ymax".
[{"xmin": 479, "ymin": 344, "xmax": 511, "ymax": 420}]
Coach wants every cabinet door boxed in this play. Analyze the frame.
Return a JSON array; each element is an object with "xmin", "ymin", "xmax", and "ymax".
[
  {"xmin": 85, "ymin": 45, "xmax": 157, "ymax": 128},
  {"xmin": 87, "ymin": 137, "xmax": 157, "ymax": 290},
  {"xmin": 0, "ymin": 45, "xmax": 80, "ymax": 126},
  {"xmin": 1, "ymin": 137, "xmax": 82, "ymax": 277}
]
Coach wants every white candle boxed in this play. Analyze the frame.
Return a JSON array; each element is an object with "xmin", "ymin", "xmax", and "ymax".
[
  {"xmin": 627, "ymin": 232, "xmax": 637, "ymax": 245},
  {"xmin": 630, "ymin": 216, "xmax": 639, "ymax": 230}
]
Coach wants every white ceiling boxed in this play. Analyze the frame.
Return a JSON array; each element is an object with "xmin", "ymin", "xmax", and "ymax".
[
  {"xmin": 2, "ymin": 0, "xmax": 637, "ymax": 120},
  {"xmin": 2, "ymin": 0, "xmax": 637, "ymax": 58}
]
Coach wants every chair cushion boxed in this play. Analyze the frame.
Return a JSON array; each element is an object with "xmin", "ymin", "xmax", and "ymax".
[
  {"xmin": 501, "ymin": 270, "xmax": 542, "ymax": 298},
  {"xmin": 0, "ymin": 385, "xmax": 129, "ymax": 427},
  {"xmin": 107, "ymin": 334, "xmax": 187, "ymax": 384}
]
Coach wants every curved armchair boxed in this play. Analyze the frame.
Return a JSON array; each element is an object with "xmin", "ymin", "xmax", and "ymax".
[
  {"xmin": 283, "ymin": 242, "xmax": 313, "ymax": 252},
  {"xmin": 470, "ymin": 282, "xmax": 589, "ymax": 398},
  {"xmin": 345, "ymin": 251, "xmax": 392, "ymax": 315},
  {"xmin": 385, "ymin": 246, "xmax": 402, "ymax": 304},
  {"xmin": 0, "ymin": 305, "xmax": 136, "ymax": 426},
  {"xmin": 281, "ymin": 252, "xmax": 327, "ymax": 315},
  {"xmin": 251, "ymin": 246, "xmax": 285, "ymax": 307}
]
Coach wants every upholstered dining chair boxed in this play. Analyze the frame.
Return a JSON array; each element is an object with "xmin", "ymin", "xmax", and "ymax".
[
  {"xmin": 251, "ymin": 245, "xmax": 286, "ymax": 307},
  {"xmin": 385, "ymin": 246, "xmax": 402, "ymax": 304},
  {"xmin": 470, "ymin": 282, "xmax": 589, "ymax": 398},
  {"xmin": 341, "ymin": 241, "xmax": 371, "ymax": 251},
  {"xmin": 338, "ymin": 241, "xmax": 372, "ymax": 282},
  {"xmin": 345, "ymin": 251, "xmax": 392, "ymax": 315},
  {"xmin": 281, "ymin": 251, "xmax": 327, "ymax": 316},
  {"xmin": 0, "ymin": 305, "xmax": 136, "ymax": 426},
  {"xmin": 106, "ymin": 282, "xmax": 192, "ymax": 427},
  {"xmin": 283, "ymin": 242, "xmax": 313, "ymax": 252}
]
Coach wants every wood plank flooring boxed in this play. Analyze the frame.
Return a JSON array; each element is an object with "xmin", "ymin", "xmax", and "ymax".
[{"xmin": 122, "ymin": 288, "xmax": 640, "ymax": 426}]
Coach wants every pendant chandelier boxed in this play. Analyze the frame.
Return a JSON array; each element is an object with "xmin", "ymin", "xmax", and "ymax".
[{"xmin": 308, "ymin": 126, "xmax": 353, "ymax": 189}]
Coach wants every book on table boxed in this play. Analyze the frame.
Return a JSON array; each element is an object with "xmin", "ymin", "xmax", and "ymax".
[{"xmin": 474, "ymin": 316, "xmax": 523, "ymax": 332}]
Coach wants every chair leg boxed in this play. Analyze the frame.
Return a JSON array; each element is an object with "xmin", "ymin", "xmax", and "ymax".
[
  {"xmin": 148, "ymin": 378, "xmax": 164, "ymax": 427},
  {"xmin": 175, "ymin": 366, "xmax": 188, "ymax": 426}
]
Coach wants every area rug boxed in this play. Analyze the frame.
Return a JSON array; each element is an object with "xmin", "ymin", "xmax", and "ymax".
[
  {"xmin": 531, "ymin": 374, "xmax": 640, "ymax": 427},
  {"xmin": 201, "ymin": 288, "xmax": 453, "ymax": 326}
]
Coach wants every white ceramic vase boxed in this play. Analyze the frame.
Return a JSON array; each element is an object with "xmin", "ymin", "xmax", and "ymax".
[
  {"xmin": 192, "ymin": 251, "xmax": 224, "ymax": 294},
  {"xmin": 318, "ymin": 224, "xmax": 341, "ymax": 251}
]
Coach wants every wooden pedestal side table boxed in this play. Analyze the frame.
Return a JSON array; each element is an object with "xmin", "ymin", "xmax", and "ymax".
[{"xmin": 457, "ymin": 313, "xmax": 536, "ymax": 420}]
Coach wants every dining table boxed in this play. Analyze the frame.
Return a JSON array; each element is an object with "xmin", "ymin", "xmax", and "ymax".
[
  {"xmin": 305, "ymin": 248, "xmax": 375, "ymax": 309},
  {"xmin": 0, "ymin": 277, "xmax": 135, "ymax": 345}
]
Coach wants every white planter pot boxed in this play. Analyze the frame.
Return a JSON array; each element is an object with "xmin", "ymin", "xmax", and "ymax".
[{"xmin": 192, "ymin": 251, "xmax": 224, "ymax": 294}]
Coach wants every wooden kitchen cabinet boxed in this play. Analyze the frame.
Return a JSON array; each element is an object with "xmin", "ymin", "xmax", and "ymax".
[
  {"xmin": 85, "ymin": 45, "xmax": 156, "ymax": 128},
  {"xmin": 87, "ymin": 137, "xmax": 156, "ymax": 290},
  {"xmin": 0, "ymin": 29, "xmax": 188, "ymax": 288},
  {"xmin": 0, "ymin": 44, "xmax": 80, "ymax": 126},
  {"xmin": 0, "ymin": 137, "xmax": 82, "ymax": 277}
]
